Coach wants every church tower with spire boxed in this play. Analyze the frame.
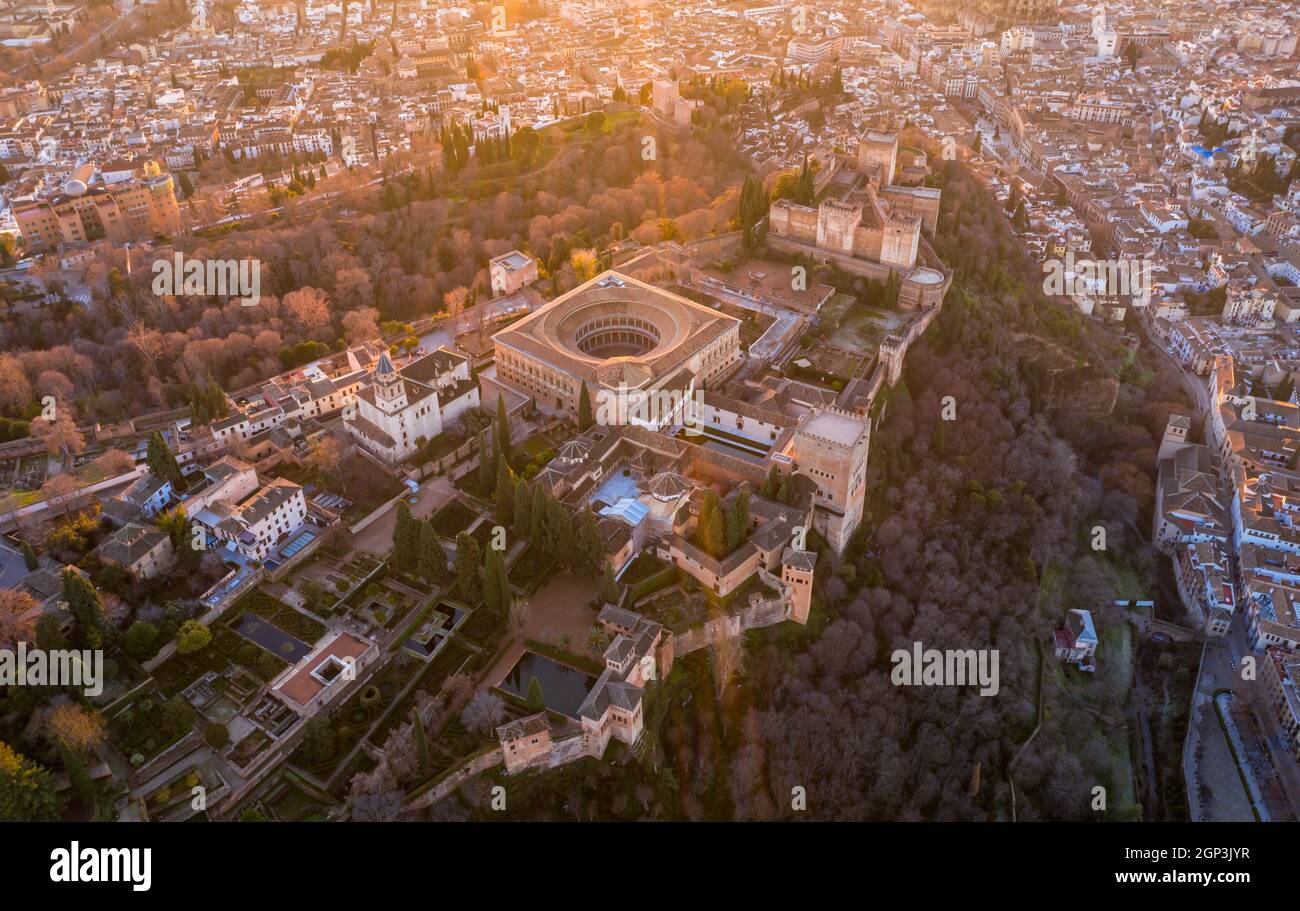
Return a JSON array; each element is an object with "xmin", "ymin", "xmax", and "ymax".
[
  {"xmin": 343, "ymin": 347, "xmax": 480, "ymax": 464},
  {"xmin": 373, "ymin": 352, "xmax": 408, "ymax": 413}
]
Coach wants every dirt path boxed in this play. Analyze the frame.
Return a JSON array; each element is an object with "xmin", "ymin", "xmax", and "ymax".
[{"xmin": 482, "ymin": 571, "xmax": 600, "ymax": 687}]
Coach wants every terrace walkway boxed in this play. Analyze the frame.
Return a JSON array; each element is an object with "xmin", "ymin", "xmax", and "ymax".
[{"xmin": 354, "ymin": 475, "xmax": 455, "ymax": 556}]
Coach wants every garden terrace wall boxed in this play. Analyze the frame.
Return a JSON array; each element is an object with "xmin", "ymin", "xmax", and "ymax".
[
  {"xmin": 412, "ymin": 438, "xmax": 478, "ymax": 479},
  {"xmin": 672, "ymin": 597, "xmax": 789, "ymax": 655},
  {"xmin": 349, "ymin": 488, "xmax": 408, "ymax": 535}
]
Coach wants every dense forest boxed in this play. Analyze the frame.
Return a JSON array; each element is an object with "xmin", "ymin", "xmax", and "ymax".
[
  {"xmin": 0, "ymin": 112, "xmax": 747, "ymax": 426},
  {"xmin": 426, "ymin": 147, "xmax": 1194, "ymax": 822}
]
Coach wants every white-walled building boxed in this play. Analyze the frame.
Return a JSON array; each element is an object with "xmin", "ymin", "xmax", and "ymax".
[{"xmin": 344, "ymin": 348, "xmax": 479, "ymax": 464}]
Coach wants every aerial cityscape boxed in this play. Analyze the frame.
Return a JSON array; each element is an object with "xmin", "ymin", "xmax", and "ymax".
[{"xmin": 0, "ymin": 0, "xmax": 1294, "ymax": 847}]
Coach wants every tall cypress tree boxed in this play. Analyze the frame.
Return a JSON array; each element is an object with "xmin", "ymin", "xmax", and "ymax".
[
  {"xmin": 454, "ymin": 532, "xmax": 482, "ymax": 603},
  {"xmin": 482, "ymin": 545, "xmax": 502, "ymax": 615},
  {"xmin": 495, "ymin": 455, "xmax": 515, "ymax": 524},
  {"xmin": 392, "ymin": 501, "xmax": 418, "ymax": 571},
  {"xmin": 495, "ymin": 394, "xmax": 511, "ymax": 462},
  {"xmin": 578, "ymin": 382, "xmax": 594, "ymax": 431},
  {"xmin": 530, "ymin": 485, "xmax": 547, "ymax": 543},
  {"xmin": 478, "ymin": 431, "xmax": 494, "ymax": 495},
  {"xmin": 417, "ymin": 520, "xmax": 446, "ymax": 582},
  {"xmin": 732, "ymin": 489, "xmax": 750, "ymax": 540},
  {"xmin": 703, "ymin": 491, "xmax": 726, "ymax": 559},
  {"xmin": 795, "ymin": 155, "xmax": 814, "ymax": 205},
  {"xmin": 526, "ymin": 676, "xmax": 544, "ymax": 710},
  {"xmin": 513, "ymin": 478, "xmax": 532, "ymax": 540},
  {"xmin": 61, "ymin": 570, "xmax": 105, "ymax": 649},
  {"xmin": 146, "ymin": 431, "xmax": 181, "ymax": 483},
  {"xmin": 599, "ymin": 564, "xmax": 619, "ymax": 605}
]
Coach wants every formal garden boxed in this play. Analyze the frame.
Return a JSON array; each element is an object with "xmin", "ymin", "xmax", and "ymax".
[
  {"xmin": 289, "ymin": 653, "xmax": 421, "ymax": 786},
  {"xmin": 292, "ymin": 551, "xmax": 386, "ymax": 618},
  {"xmin": 354, "ymin": 578, "xmax": 425, "ymax": 633},
  {"xmin": 152, "ymin": 621, "xmax": 290, "ymax": 698},
  {"xmin": 107, "ymin": 693, "xmax": 197, "ymax": 767},
  {"xmin": 430, "ymin": 498, "xmax": 480, "ymax": 540},
  {"xmin": 508, "ymin": 544, "xmax": 556, "ymax": 594},
  {"xmin": 235, "ymin": 588, "xmax": 329, "ymax": 644}
]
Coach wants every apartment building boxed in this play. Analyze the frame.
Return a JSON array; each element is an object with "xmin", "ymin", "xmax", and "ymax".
[
  {"xmin": 191, "ymin": 477, "xmax": 307, "ymax": 561},
  {"xmin": 1261, "ymin": 647, "xmax": 1300, "ymax": 762},
  {"xmin": 13, "ymin": 162, "xmax": 180, "ymax": 251},
  {"xmin": 1174, "ymin": 539, "xmax": 1236, "ymax": 638},
  {"xmin": 1243, "ymin": 579, "xmax": 1300, "ymax": 653}
]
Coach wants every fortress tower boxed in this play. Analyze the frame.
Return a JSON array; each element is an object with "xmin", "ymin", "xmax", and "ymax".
[
  {"xmin": 879, "ymin": 333, "xmax": 906, "ymax": 387},
  {"xmin": 816, "ymin": 198, "xmax": 862, "ymax": 254},
  {"xmin": 856, "ymin": 131, "xmax": 899, "ymax": 188},
  {"xmin": 781, "ymin": 549, "xmax": 818, "ymax": 625},
  {"xmin": 880, "ymin": 214, "xmax": 921, "ymax": 269},
  {"xmin": 790, "ymin": 407, "xmax": 871, "ymax": 553}
]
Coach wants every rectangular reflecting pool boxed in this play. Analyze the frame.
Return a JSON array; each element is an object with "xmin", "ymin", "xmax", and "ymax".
[
  {"xmin": 676, "ymin": 425, "xmax": 770, "ymax": 463},
  {"xmin": 498, "ymin": 651, "xmax": 596, "ymax": 719},
  {"xmin": 234, "ymin": 614, "xmax": 312, "ymax": 663}
]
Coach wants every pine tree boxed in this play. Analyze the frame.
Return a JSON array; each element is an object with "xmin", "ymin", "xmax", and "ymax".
[
  {"xmin": 0, "ymin": 742, "xmax": 62, "ymax": 821},
  {"xmin": 578, "ymin": 382, "xmax": 594, "ymax": 431},
  {"xmin": 20, "ymin": 541, "xmax": 37, "ymax": 571}
]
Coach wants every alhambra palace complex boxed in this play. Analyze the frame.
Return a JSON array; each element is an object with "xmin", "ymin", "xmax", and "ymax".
[{"xmin": 463, "ymin": 130, "xmax": 953, "ymax": 779}]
